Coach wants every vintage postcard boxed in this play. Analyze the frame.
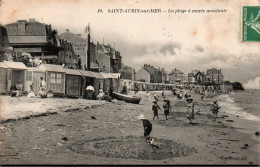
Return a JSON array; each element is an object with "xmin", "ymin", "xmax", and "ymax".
[{"xmin": 0, "ymin": 0, "xmax": 259, "ymax": 165}]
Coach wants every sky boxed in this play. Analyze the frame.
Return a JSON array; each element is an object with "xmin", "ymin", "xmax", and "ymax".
[{"xmin": 0, "ymin": 0, "xmax": 259, "ymax": 88}]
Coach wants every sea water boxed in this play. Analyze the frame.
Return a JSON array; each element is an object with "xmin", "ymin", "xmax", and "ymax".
[
  {"xmin": 215, "ymin": 89, "xmax": 260, "ymax": 135},
  {"xmin": 217, "ymin": 90, "xmax": 260, "ymax": 122}
]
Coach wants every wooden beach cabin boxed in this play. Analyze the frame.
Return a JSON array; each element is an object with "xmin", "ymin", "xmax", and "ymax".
[
  {"xmin": 78, "ymin": 69, "xmax": 96, "ymax": 98},
  {"xmin": 0, "ymin": 62, "xmax": 8, "ymax": 94},
  {"xmin": 38, "ymin": 64, "xmax": 66, "ymax": 96},
  {"xmin": 26, "ymin": 67, "xmax": 46, "ymax": 94},
  {"xmin": 136, "ymin": 82, "xmax": 143, "ymax": 91},
  {"xmin": 3, "ymin": 61, "xmax": 28, "ymax": 93},
  {"xmin": 111, "ymin": 73, "xmax": 121, "ymax": 93},
  {"xmin": 63, "ymin": 68, "xmax": 82, "ymax": 98},
  {"xmin": 100, "ymin": 72, "xmax": 113, "ymax": 93},
  {"xmin": 91, "ymin": 72, "xmax": 105, "ymax": 98}
]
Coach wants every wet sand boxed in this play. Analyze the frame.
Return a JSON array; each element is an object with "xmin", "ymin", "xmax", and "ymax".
[{"xmin": 0, "ymin": 91, "xmax": 259, "ymax": 165}]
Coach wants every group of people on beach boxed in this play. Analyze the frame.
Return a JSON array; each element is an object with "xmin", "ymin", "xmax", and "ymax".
[
  {"xmin": 152, "ymin": 99, "xmax": 171, "ymax": 121},
  {"xmin": 10, "ymin": 77, "xmax": 54, "ymax": 98},
  {"xmin": 138, "ymin": 89, "xmax": 221, "ymax": 146}
]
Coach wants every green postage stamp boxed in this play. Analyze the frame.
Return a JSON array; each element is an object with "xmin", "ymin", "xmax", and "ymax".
[{"xmin": 242, "ymin": 6, "xmax": 260, "ymax": 42}]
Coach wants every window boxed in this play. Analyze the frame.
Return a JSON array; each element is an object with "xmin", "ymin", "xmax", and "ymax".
[
  {"xmin": 51, "ymin": 73, "xmax": 56, "ymax": 83},
  {"xmin": 56, "ymin": 74, "xmax": 62, "ymax": 83},
  {"xmin": 26, "ymin": 71, "xmax": 32, "ymax": 81}
]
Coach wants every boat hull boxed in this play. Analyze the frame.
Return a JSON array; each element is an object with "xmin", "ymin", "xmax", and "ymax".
[{"xmin": 113, "ymin": 92, "xmax": 141, "ymax": 104}]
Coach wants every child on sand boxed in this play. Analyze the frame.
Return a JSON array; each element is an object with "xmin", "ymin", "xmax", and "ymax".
[
  {"xmin": 138, "ymin": 114, "xmax": 154, "ymax": 145},
  {"xmin": 211, "ymin": 100, "xmax": 220, "ymax": 120},
  {"xmin": 186, "ymin": 98, "xmax": 195, "ymax": 124},
  {"xmin": 163, "ymin": 99, "xmax": 171, "ymax": 120},
  {"xmin": 152, "ymin": 100, "xmax": 162, "ymax": 121}
]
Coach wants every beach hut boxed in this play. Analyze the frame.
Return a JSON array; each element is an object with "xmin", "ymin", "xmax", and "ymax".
[
  {"xmin": 136, "ymin": 82, "xmax": 143, "ymax": 91},
  {"xmin": 78, "ymin": 70, "xmax": 96, "ymax": 98},
  {"xmin": 143, "ymin": 82, "xmax": 148, "ymax": 91},
  {"xmin": 100, "ymin": 72, "xmax": 113, "ymax": 93},
  {"xmin": 38, "ymin": 64, "xmax": 66, "ymax": 96},
  {"xmin": 0, "ymin": 62, "xmax": 8, "ymax": 93},
  {"xmin": 3, "ymin": 61, "xmax": 28, "ymax": 93},
  {"xmin": 63, "ymin": 68, "xmax": 82, "ymax": 98},
  {"xmin": 26, "ymin": 67, "xmax": 46, "ymax": 94},
  {"xmin": 90, "ymin": 72, "xmax": 106, "ymax": 98},
  {"xmin": 111, "ymin": 73, "xmax": 121, "ymax": 93}
]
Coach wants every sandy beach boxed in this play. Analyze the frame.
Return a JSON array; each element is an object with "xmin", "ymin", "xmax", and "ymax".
[{"xmin": 0, "ymin": 90, "xmax": 259, "ymax": 165}]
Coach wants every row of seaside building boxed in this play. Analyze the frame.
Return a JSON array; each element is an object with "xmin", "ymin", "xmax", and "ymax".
[
  {"xmin": 0, "ymin": 61, "xmax": 233, "ymax": 98},
  {"xmin": 135, "ymin": 64, "xmax": 225, "ymax": 85},
  {"xmin": 0, "ymin": 18, "xmax": 233, "ymax": 96}
]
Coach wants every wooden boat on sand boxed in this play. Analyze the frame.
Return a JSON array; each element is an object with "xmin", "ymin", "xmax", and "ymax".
[{"xmin": 112, "ymin": 92, "xmax": 141, "ymax": 104}]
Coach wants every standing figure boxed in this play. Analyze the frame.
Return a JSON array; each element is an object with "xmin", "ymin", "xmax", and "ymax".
[
  {"xmin": 138, "ymin": 114, "xmax": 154, "ymax": 145},
  {"xmin": 211, "ymin": 100, "xmax": 220, "ymax": 120},
  {"xmin": 186, "ymin": 98, "xmax": 195, "ymax": 124},
  {"xmin": 152, "ymin": 100, "xmax": 162, "ymax": 121},
  {"xmin": 39, "ymin": 77, "xmax": 46, "ymax": 97},
  {"xmin": 162, "ymin": 90, "xmax": 165, "ymax": 98},
  {"xmin": 163, "ymin": 99, "xmax": 171, "ymax": 120},
  {"xmin": 86, "ymin": 85, "xmax": 94, "ymax": 100},
  {"xmin": 40, "ymin": 77, "xmax": 46, "ymax": 91}
]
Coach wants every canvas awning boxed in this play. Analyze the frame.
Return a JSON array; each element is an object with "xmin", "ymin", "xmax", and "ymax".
[
  {"xmin": 0, "ymin": 62, "xmax": 8, "ymax": 68},
  {"xmin": 3, "ymin": 61, "xmax": 28, "ymax": 70},
  {"xmin": 27, "ymin": 67, "xmax": 45, "ymax": 72},
  {"xmin": 111, "ymin": 73, "xmax": 121, "ymax": 79},
  {"xmin": 91, "ymin": 72, "xmax": 105, "ymax": 79},
  {"xmin": 38, "ymin": 64, "xmax": 65, "ymax": 73},
  {"xmin": 100, "ymin": 72, "xmax": 114, "ymax": 79},
  {"xmin": 78, "ymin": 70, "xmax": 95, "ymax": 78},
  {"xmin": 62, "ymin": 68, "xmax": 82, "ymax": 76}
]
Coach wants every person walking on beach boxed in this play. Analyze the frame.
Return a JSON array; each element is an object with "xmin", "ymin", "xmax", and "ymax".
[
  {"xmin": 163, "ymin": 99, "xmax": 171, "ymax": 120},
  {"xmin": 211, "ymin": 100, "xmax": 220, "ymax": 120},
  {"xmin": 162, "ymin": 90, "xmax": 165, "ymax": 98},
  {"xmin": 186, "ymin": 98, "xmax": 195, "ymax": 124},
  {"xmin": 138, "ymin": 114, "xmax": 154, "ymax": 145},
  {"xmin": 152, "ymin": 100, "xmax": 162, "ymax": 121}
]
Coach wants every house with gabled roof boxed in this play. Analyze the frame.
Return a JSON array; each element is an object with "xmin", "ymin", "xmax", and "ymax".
[
  {"xmin": 3, "ymin": 19, "xmax": 62, "ymax": 62},
  {"xmin": 205, "ymin": 68, "xmax": 224, "ymax": 84},
  {"xmin": 169, "ymin": 68, "xmax": 184, "ymax": 84},
  {"xmin": 194, "ymin": 71, "xmax": 205, "ymax": 84},
  {"xmin": 135, "ymin": 64, "xmax": 162, "ymax": 83}
]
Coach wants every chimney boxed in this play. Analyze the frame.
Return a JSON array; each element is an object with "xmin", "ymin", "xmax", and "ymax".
[
  {"xmin": 17, "ymin": 20, "xmax": 26, "ymax": 35},
  {"xmin": 65, "ymin": 29, "xmax": 69, "ymax": 32},
  {"xmin": 29, "ymin": 18, "xmax": 35, "ymax": 22}
]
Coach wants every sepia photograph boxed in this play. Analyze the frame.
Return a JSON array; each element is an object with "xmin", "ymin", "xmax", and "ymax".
[{"xmin": 0, "ymin": 0, "xmax": 259, "ymax": 165}]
